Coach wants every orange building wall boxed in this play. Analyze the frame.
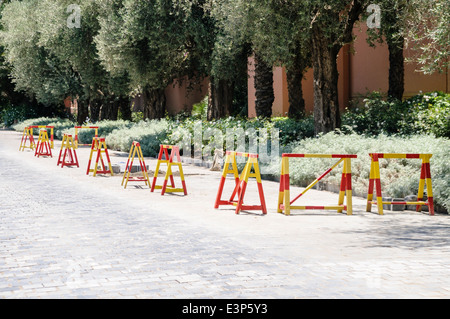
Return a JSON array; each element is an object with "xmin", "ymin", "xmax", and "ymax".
[{"xmin": 165, "ymin": 77, "xmax": 209, "ymax": 115}]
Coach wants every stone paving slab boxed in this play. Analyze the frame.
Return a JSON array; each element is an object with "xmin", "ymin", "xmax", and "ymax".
[{"xmin": 0, "ymin": 130, "xmax": 449, "ymax": 299}]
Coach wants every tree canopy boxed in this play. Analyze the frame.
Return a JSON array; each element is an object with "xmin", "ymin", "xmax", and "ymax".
[{"xmin": 0, "ymin": 0, "xmax": 448, "ymax": 131}]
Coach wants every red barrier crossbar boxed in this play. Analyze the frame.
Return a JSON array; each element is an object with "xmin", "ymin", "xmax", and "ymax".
[{"xmin": 74, "ymin": 126, "xmax": 99, "ymax": 148}]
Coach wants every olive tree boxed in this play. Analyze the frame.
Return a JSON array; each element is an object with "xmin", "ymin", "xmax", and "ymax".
[{"xmin": 1, "ymin": 0, "xmax": 80, "ymax": 112}]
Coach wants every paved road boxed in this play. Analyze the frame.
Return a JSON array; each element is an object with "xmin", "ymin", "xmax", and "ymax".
[{"xmin": 0, "ymin": 130, "xmax": 449, "ymax": 299}]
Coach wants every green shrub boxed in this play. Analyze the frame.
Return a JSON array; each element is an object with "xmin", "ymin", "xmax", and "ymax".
[
  {"xmin": 165, "ymin": 116, "xmax": 315, "ymax": 158},
  {"xmin": 106, "ymin": 119, "xmax": 171, "ymax": 157},
  {"xmin": 1, "ymin": 104, "xmax": 38, "ymax": 127},
  {"xmin": 47, "ymin": 119, "xmax": 77, "ymax": 139},
  {"xmin": 191, "ymin": 96, "xmax": 208, "ymax": 120},
  {"xmin": 12, "ymin": 117, "xmax": 55, "ymax": 132},
  {"xmin": 406, "ymin": 92, "xmax": 450, "ymax": 138},
  {"xmin": 12, "ymin": 117, "xmax": 75, "ymax": 140},
  {"xmin": 271, "ymin": 116, "xmax": 315, "ymax": 146},
  {"xmin": 132, "ymin": 112, "xmax": 144, "ymax": 123},
  {"xmin": 342, "ymin": 91, "xmax": 450, "ymax": 138},
  {"xmin": 69, "ymin": 120, "xmax": 133, "ymax": 145}
]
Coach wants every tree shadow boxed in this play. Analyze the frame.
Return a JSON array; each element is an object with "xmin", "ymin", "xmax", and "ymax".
[{"xmin": 350, "ymin": 217, "xmax": 450, "ymax": 250}]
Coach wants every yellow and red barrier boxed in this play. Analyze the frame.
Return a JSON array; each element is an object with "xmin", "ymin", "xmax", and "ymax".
[
  {"xmin": 29, "ymin": 126, "xmax": 54, "ymax": 149},
  {"xmin": 74, "ymin": 126, "xmax": 99, "ymax": 148},
  {"xmin": 366, "ymin": 153, "xmax": 434, "ymax": 215},
  {"xmin": 214, "ymin": 151, "xmax": 267, "ymax": 215},
  {"xmin": 57, "ymin": 134, "xmax": 79, "ymax": 168},
  {"xmin": 278, "ymin": 154, "xmax": 357, "ymax": 216},
  {"xmin": 19, "ymin": 127, "xmax": 36, "ymax": 152},
  {"xmin": 34, "ymin": 129, "xmax": 53, "ymax": 158},
  {"xmin": 86, "ymin": 137, "xmax": 113, "ymax": 177},
  {"xmin": 151, "ymin": 145, "xmax": 187, "ymax": 195},
  {"xmin": 122, "ymin": 141, "xmax": 151, "ymax": 189}
]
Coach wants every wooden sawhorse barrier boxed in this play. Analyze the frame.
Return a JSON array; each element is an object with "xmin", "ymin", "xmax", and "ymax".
[
  {"xmin": 151, "ymin": 145, "xmax": 187, "ymax": 195},
  {"xmin": 366, "ymin": 153, "xmax": 434, "ymax": 215},
  {"xmin": 57, "ymin": 134, "xmax": 79, "ymax": 168},
  {"xmin": 122, "ymin": 141, "xmax": 151, "ymax": 189},
  {"xmin": 29, "ymin": 126, "xmax": 54, "ymax": 149},
  {"xmin": 86, "ymin": 137, "xmax": 114, "ymax": 177},
  {"xmin": 34, "ymin": 129, "xmax": 53, "ymax": 158},
  {"xmin": 214, "ymin": 151, "xmax": 267, "ymax": 215},
  {"xmin": 19, "ymin": 127, "xmax": 36, "ymax": 152},
  {"xmin": 278, "ymin": 154, "xmax": 357, "ymax": 216}
]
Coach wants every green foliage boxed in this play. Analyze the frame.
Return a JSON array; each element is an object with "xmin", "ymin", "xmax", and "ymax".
[
  {"xmin": 132, "ymin": 112, "xmax": 144, "ymax": 123},
  {"xmin": 1, "ymin": 104, "xmax": 38, "ymax": 127},
  {"xmin": 0, "ymin": 0, "xmax": 79, "ymax": 106},
  {"xmin": 404, "ymin": 0, "xmax": 450, "ymax": 74},
  {"xmin": 342, "ymin": 92, "xmax": 450, "ymax": 138},
  {"xmin": 191, "ymin": 96, "xmax": 208, "ymax": 120},
  {"xmin": 71, "ymin": 120, "xmax": 133, "ymax": 145},
  {"xmin": 164, "ymin": 116, "xmax": 315, "ymax": 155},
  {"xmin": 271, "ymin": 117, "xmax": 315, "ymax": 147},
  {"xmin": 96, "ymin": 0, "xmax": 194, "ymax": 91},
  {"xmin": 12, "ymin": 117, "xmax": 62, "ymax": 132},
  {"xmin": 405, "ymin": 92, "xmax": 450, "ymax": 138},
  {"xmin": 106, "ymin": 119, "xmax": 171, "ymax": 157},
  {"xmin": 11, "ymin": 117, "xmax": 74, "ymax": 140}
]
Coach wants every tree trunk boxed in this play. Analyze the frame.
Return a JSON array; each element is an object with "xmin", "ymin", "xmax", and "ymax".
[
  {"xmin": 207, "ymin": 77, "xmax": 234, "ymax": 121},
  {"xmin": 286, "ymin": 60, "xmax": 307, "ymax": 119},
  {"xmin": 76, "ymin": 99, "xmax": 89, "ymax": 125},
  {"xmin": 286, "ymin": 71, "xmax": 305, "ymax": 119},
  {"xmin": 89, "ymin": 99, "xmax": 101, "ymax": 122},
  {"xmin": 387, "ymin": 36, "xmax": 405, "ymax": 101},
  {"xmin": 286, "ymin": 43, "xmax": 309, "ymax": 119},
  {"xmin": 254, "ymin": 53, "xmax": 274, "ymax": 118},
  {"xmin": 143, "ymin": 87, "xmax": 166, "ymax": 120},
  {"xmin": 100, "ymin": 98, "xmax": 119, "ymax": 121},
  {"xmin": 119, "ymin": 97, "xmax": 132, "ymax": 121},
  {"xmin": 311, "ymin": 26, "xmax": 341, "ymax": 135}
]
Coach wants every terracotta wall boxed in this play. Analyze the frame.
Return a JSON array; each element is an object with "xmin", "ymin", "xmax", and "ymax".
[
  {"xmin": 165, "ymin": 77, "xmax": 209, "ymax": 115},
  {"xmin": 131, "ymin": 76, "xmax": 209, "ymax": 115},
  {"xmin": 351, "ymin": 23, "xmax": 449, "ymax": 100}
]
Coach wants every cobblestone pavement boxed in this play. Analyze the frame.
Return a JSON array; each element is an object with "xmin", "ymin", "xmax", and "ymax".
[{"xmin": 0, "ymin": 130, "xmax": 449, "ymax": 299}]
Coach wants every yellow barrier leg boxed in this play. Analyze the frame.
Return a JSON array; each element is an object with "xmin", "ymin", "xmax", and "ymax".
[
  {"xmin": 277, "ymin": 158, "xmax": 286, "ymax": 214},
  {"xmin": 234, "ymin": 158, "xmax": 252, "ymax": 214},
  {"xmin": 345, "ymin": 158, "xmax": 353, "ymax": 215}
]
